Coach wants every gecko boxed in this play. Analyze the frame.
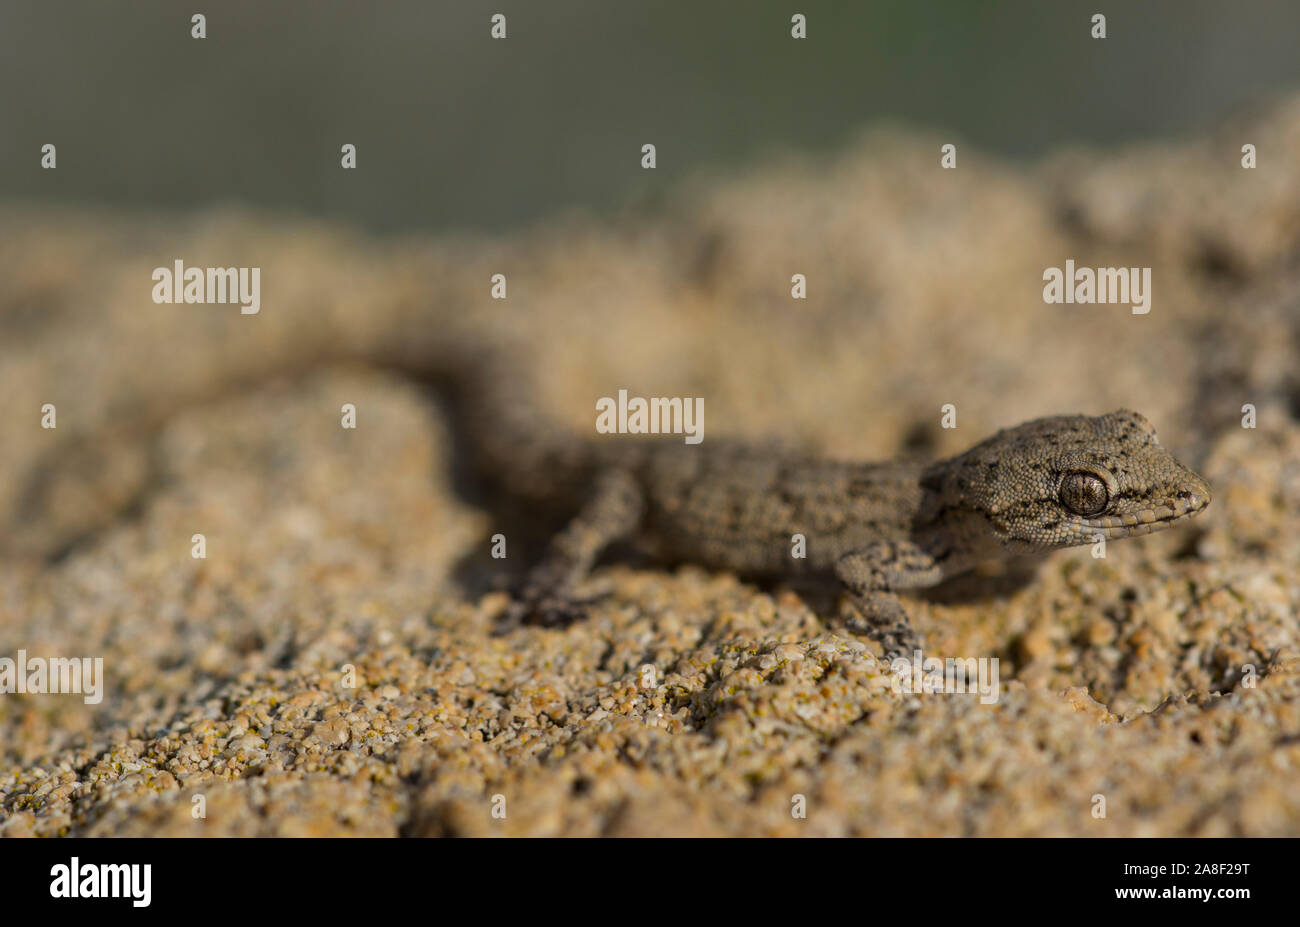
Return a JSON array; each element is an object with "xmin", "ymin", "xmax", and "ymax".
[
  {"xmin": 432, "ymin": 349, "xmax": 1213, "ymax": 658},
  {"xmin": 13, "ymin": 333, "xmax": 1212, "ymax": 660}
]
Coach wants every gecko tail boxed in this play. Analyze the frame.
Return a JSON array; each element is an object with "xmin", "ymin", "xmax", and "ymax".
[{"xmin": 369, "ymin": 316, "xmax": 597, "ymax": 504}]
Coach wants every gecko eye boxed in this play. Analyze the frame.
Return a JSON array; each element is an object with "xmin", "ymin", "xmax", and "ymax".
[{"xmin": 1059, "ymin": 471, "xmax": 1109, "ymax": 516}]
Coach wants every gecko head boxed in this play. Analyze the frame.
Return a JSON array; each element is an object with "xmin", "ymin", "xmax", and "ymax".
[{"xmin": 930, "ymin": 410, "xmax": 1212, "ymax": 554}]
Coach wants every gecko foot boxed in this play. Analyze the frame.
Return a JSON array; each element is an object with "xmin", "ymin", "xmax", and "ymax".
[
  {"xmin": 834, "ymin": 545, "xmax": 937, "ymax": 663},
  {"xmin": 842, "ymin": 607, "xmax": 926, "ymax": 664}
]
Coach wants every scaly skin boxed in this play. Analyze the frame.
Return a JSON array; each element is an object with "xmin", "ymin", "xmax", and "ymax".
[{"xmin": 504, "ymin": 408, "xmax": 1212, "ymax": 660}]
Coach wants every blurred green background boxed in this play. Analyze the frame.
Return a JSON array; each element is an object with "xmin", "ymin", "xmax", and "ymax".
[{"xmin": 3, "ymin": 0, "xmax": 1299, "ymax": 235}]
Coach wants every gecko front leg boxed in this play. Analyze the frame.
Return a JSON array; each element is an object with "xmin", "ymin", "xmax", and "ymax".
[
  {"xmin": 834, "ymin": 541, "xmax": 943, "ymax": 661},
  {"xmin": 499, "ymin": 469, "xmax": 644, "ymax": 631}
]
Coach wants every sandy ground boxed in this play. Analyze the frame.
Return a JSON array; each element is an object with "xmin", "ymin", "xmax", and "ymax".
[{"xmin": 2, "ymin": 95, "xmax": 1300, "ymax": 836}]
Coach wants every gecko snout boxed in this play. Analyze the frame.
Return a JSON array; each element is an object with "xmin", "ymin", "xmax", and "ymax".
[
  {"xmin": 1173, "ymin": 477, "xmax": 1211, "ymax": 515},
  {"xmin": 1159, "ymin": 465, "xmax": 1212, "ymax": 522}
]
